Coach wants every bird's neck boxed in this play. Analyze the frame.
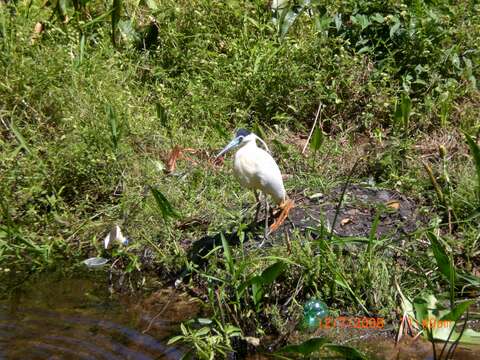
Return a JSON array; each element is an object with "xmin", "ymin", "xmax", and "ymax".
[{"xmin": 241, "ymin": 139, "xmax": 258, "ymax": 149}]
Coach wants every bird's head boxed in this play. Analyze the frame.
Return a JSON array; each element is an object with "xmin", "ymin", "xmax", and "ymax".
[{"xmin": 215, "ymin": 128, "xmax": 258, "ymax": 158}]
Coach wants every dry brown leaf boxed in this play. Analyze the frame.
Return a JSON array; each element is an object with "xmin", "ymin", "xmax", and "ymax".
[
  {"xmin": 166, "ymin": 146, "xmax": 183, "ymax": 173},
  {"xmin": 386, "ymin": 200, "xmax": 400, "ymax": 210},
  {"xmin": 31, "ymin": 22, "xmax": 44, "ymax": 44}
]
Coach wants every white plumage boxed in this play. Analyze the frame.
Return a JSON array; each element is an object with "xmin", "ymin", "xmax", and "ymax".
[
  {"xmin": 232, "ymin": 134, "xmax": 286, "ymax": 205},
  {"xmin": 216, "ymin": 129, "xmax": 288, "ymax": 242}
]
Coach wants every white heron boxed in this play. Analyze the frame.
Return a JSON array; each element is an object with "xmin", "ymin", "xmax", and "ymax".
[{"xmin": 215, "ymin": 129, "xmax": 293, "ymax": 243}]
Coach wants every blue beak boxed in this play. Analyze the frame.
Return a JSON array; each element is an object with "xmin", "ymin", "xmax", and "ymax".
[{"xmin": 215, "ymin": 136, "xmax": 241, "ymax": 158}]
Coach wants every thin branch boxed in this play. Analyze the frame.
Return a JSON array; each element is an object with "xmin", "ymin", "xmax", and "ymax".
[{"xmin": 302, "ymin": 102, "xmax": 323, "ymax": 154}]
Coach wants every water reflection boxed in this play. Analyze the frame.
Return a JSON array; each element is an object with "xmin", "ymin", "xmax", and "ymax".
[{"xmin": 0, "ymin": 271, "xmax": 192, "ymax": 359}]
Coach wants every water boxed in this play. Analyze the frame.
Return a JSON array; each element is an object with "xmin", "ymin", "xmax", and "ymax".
[
  {"xmin": 1, "ymin": 270, "xmax": 478, "ymax": 359},
  {"xmin": 0, "ymin": 270, "xmax": 194, "ymax": 359}
]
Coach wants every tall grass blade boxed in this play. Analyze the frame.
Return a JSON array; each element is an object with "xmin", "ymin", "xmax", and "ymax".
[
  {"xmin": 79, "ymin": 32, "xmax": 85, "ymax": 64},
  {"xmin": 150, "ymin": 186, "xmax": 180, "ymax": 223},
  {"xmin": 106, "ymin": 104, "xmax": 120, "ymax": 152},
  {"xmin": 10, "ymin": 122, "xmax": 31, "ymax": 154},
  {"xmin": 220, "ymin": 232, "xmax": 234, "ymax": 277},
  {"xmin": 465, "ymin": 133, "xmax": 480, "ymax": 195}
]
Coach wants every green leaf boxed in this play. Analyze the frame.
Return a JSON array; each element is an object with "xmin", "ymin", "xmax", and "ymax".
[
  {"xmin": 259, "ymin": 261, "xmax": 286, "ymax": 285},
  {"xmin": 278, "ymin": 4, "xmax": 307, "ymax": 38},
  {"xmin": 78, "ymin": 32, "xmax": 85, "ymax": 64},
  {"xmin": 10, "ymin": 122, "xmax": 31, "ymax": 154},
  {"xmin": 324, "ymin": 344, "xmax": 368, "ymax": 359},
  {"xmin": 106, "ymin": 104, "xmax": 121, "ymax": 151},
  {"xmin": 144, "ymin": 0, "xmax": 157, "ymax": 10},
  {"xmin": 427, "ymin": 232, "xmax": 456, "ymax": 284},
  {"xmin": 150, "ymin": 186, "xmax": 180, "ymax": 222},
  {"xmin": 195, "ymin": 327, "xmax": 210, "ymax": 337},
  {"xmin": 371, "ymin": 13, "xmax": 384, "ymax": 23},
  {"xmin": 310, "ymin": 126, "xmax": 324, "ymax": 153},
  {"xmin": 155, "ymin": 103, "xmax": 168, "ymax": 127},
  {"xmin": 167, "ymin": 335, "xmax": 183, "ymax": 345},
  {"xmin": 412, "ymin": 296, "xmax": 429, "ymax": 324},
  {"xmin": 400, "ymin": 93, "xmax": 412, "ymax": 128},
  {"xmin": 334, "ymin": 13, "xmax": 342, "ymax": 31},
  {"xmin": 389, "ymin": 21, "xmax": 401, "ymax": 38},
  {"xmin": 465, "ymin": 133, "xmax": 480, "ymax": 194},
  {"xmin": 251, "ymin": 276, "xmax": 263, "ymax": 306},
  {"xmin": 253, "ymin": 122, "xmax": 267, "ymax": 143},
  {"xmin": 118, "ymin": 20, "xmax": 140, "ymax": 43},
  {"xmin": 441, "ymin": 300, "xmax": 475, "ymax": 322},
  {"xmin": 279, "ymin": 337, "xmax": 329, "ymax": 355},
  {"xmin": 220, "ymin": 233, "xmax": 234, "ymax": 277}
]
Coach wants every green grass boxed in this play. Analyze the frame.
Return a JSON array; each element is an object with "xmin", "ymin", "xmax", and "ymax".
[{"xmin": 1, "ymin": 0, "xmax": 480, "ymax": 357}]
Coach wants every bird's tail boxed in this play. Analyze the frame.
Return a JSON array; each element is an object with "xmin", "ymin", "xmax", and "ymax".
[{"xmin": 269, "ymin": 198, "xmax": 294, "ymax": 233}]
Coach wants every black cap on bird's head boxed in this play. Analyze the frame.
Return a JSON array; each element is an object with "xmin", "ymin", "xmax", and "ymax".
[
  {"xmin": 215, "ymin": 128, "xmax": 269, "ymax": 159},
  {"xmin": 235, "ymin": 129, "xmax": 251, "ymax": 138},
  {"xmin": 215, "ymin": 128, "xmax": 251, "ymax": 159}
]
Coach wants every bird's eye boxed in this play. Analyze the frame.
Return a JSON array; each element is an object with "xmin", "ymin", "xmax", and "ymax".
[{"xmin": 238, "ymin": 136, "xmax": 244, "ymax": 142}]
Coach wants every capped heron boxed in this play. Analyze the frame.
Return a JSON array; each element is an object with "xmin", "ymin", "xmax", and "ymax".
[{"xmin": 215, "ymin": 129, "xmax": 292, "ymax": 243}]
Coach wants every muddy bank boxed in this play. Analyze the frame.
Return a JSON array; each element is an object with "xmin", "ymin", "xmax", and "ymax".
[{"xmin": 187, "ymin": 184, "xmax": 424, "ymax": 263}]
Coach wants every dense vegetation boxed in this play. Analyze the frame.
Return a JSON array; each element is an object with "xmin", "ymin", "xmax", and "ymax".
[{"xmin": 1, "ymin": 0, "xmax": 479, "ymax": 357}]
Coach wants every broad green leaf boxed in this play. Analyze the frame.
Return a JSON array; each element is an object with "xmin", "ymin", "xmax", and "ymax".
[
  {"xmin": 371, "ymin": 13, "xmax": 384, "ymax": 23},
  {"xmin": 279, "ymin": 337, "xmax": 329, "ymax": 355},
  {"xmin": 278, "ymin": 4, "xmax": 307, "ymax": 38},
  {"xmin": 259, "ymin": 261, "xmax": 286, "ymax": 285},
  {"xmin": 251, "ymin": 276, "xmax": 263, "ymax": 306},
  {"xmin": 167, "ymin": 335, "xmax": 183, "ymax": 345},
  {"xmin": 334, "ymin": 13, "xmax": 342, "ymax": 31},
  {"xmin": 412, "ymin": 296, "xmax": 429, "ymax": 324},
  {"xmin": 427, "ymin": 232, "xmax": 456, "ymax": 283},
  {"xmin": 197, "ymin": 318, "xmax": 213, "ymax": 325},
  {"xmin": 224, "ymin": 324, "xmax": 242, "ymax": 336},
  {"xmin": 441, "ymin": 300, "xmax": 475, "ymax": 322},
  {"xmin": 310, "ymin": 126, "xmax": 323, "ymax": 153},
  {"xmin": 195, "ymin": 327, "xmax": 210, "ymax": 337},
  {"xmin": 78, "ymin": 32, "xmax": 85, "ymax": 64}
]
